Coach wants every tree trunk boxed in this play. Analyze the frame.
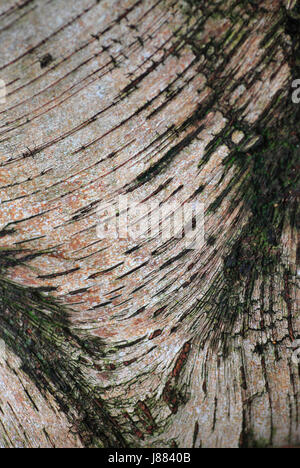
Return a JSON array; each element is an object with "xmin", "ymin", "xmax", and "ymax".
[{"xmin": 0, "ymin": 0, "xmax": 299, "ymax": 448}]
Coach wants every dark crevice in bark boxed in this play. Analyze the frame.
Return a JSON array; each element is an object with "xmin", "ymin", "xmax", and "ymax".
[{"xmin": 0, "ymin": 243, "xmax": 129, "ymax": 448}]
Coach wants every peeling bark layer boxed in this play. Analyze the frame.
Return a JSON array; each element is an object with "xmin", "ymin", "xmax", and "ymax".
[{"xmin": 0, "ymin": 0, "xmax": 299, "ymax": 448}]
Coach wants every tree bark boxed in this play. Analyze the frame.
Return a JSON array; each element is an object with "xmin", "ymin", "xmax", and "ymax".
[{"xmin": 0, "ymin": 0, "xmax": 299, "ymax": 448}]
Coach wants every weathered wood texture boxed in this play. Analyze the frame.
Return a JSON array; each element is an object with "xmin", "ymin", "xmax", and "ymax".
[{"xmin": 0, "ymin": 0, "xmax": 299, "ymax": 448}]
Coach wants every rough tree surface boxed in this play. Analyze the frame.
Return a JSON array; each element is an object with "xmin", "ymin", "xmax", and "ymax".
[{"xmin": 0, "ymin": 0, "xmax": 299, "ymax": 448}]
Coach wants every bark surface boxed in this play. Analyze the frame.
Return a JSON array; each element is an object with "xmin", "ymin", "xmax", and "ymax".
[{"xmin": 0, "ymin": 0, "xmax": 299, "ymax": 448}]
